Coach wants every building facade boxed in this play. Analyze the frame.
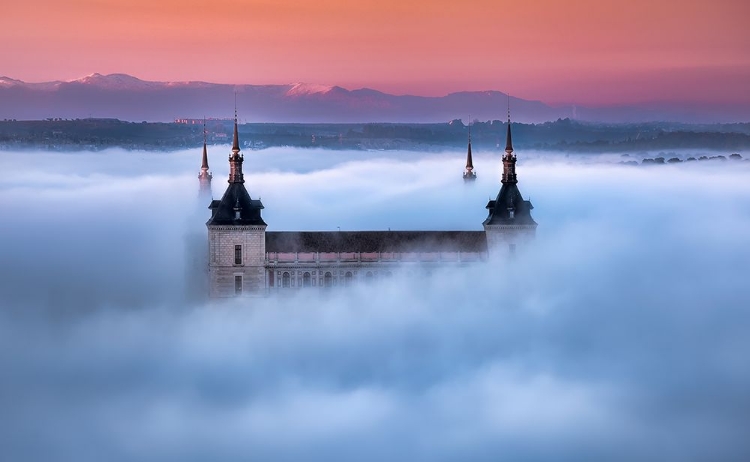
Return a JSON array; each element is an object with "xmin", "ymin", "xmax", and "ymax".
[{"xmin": 205, "ymin": 113, "xmax": 536, "ymax": 297}]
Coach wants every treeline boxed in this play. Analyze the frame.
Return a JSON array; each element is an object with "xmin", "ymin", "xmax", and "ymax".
[{"xmin": 1, "ymin": 118, "xmax": 749, "ymax": 152}]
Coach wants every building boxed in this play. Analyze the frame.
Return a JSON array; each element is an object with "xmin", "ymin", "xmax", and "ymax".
[{"xmin": 205, "ymin": 112, "xmax": 536, "ymax": 297}]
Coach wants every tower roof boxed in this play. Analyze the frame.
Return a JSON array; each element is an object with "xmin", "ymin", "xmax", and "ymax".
[
  {"xmin": 483, "ymin": 183, "xmax": 535, "ymax": 226},
  {"xmin": 466, "ymin": 129, "xmax": 474, "ymax": 169},
  {"xmin": 206, "ymin": 182, "xmax": 265, "ymax": 226}
]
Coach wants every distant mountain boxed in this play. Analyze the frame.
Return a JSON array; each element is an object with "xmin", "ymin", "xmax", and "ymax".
[{"xmin": 1, "ymin": 73, "xmax": 747, "ymax": 123}]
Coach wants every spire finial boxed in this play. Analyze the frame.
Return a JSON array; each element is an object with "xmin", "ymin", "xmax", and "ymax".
[{"xmin": 507, "ymin": 93, "xmax": 511, "ymax": 123}]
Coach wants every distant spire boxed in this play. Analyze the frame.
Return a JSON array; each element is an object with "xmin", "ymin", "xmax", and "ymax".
[
  {"xmin": 201, "ymin": 117, "xmax": 209, "ymax": 170},
  {"xmin": 198, "ymin": 117, "xmax": 213, "ymax": 197},
  {"xmin": 463, "ymin": 118, "xmax": 476, "ymax": 181}
]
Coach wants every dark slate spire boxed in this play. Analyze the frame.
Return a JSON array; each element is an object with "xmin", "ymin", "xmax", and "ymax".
[
  {"xmin": 463, "ymin": 120, "xmax": 476, "ymax": 181},
  {"xmin": 505, "ymin": 97, "xmax": 513, "ymax": 153},
  {"xmin": 228, "ymin": 105, "xmax": 244, "ymax": 184},
  {"xmin": 502, "ymin": 99, "xmax": 517, "ymax": 184},
  {"xmin": 201, "ymin": 118, "xmax": 210, "ymax": 170},
  {"xmin": 231, "ymin": 96, "xmax": 240, "ymax": 153}
]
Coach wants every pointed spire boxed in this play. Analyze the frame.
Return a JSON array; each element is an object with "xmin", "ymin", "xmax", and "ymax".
[
  {"xmin": 228, "ymin": 101, "xmax": 245, "ymax": 184},
  {"xmin": 505, "ymin": 94, "xmax": 513, "ymax": 153},
  {"xmin": 501, "ymin": 95, "xmax": 517, "ymax": 184},
  {"xmin": 463, "ymin": 118, "xmax": 476, "ymax": 181},
  {"xmin": 201, "ymin": 117, "xmax": 209, "ymax": 170},
  {"xmin": 232, "ymin": 93, "xmax": 240, "ymax": 153},
  {"xmin": 466, "ymin": 121, "xmax": 473, "ymax": 169}
]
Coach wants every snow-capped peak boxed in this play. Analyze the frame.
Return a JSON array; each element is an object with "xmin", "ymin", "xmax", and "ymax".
[
  {"xmin": 69, "ymin": 73, "xmax": 159, "ymax": 90},
  {"xmin": 0, "ymin": 76, "xmax": 24, "ymax": 87},
  {"xmin": 285, "ymin": 82, "xmax": 335, "ymax": 97}
]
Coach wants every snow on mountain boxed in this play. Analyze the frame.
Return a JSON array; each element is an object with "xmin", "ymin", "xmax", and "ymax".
[
  {"xmin": 285, "ymin": 82, "xmax": 336, "ymax": 97},
  {"xmin": 68, "ymin": 73, "xmax": 162, "ymax": 90},
  {"xmin": 0, "ymin": 76, "xmax": 24, "ymax": 87},
  {"xmin": 0, "ymin": 73, "xmax": 746, "ymax": 123}
]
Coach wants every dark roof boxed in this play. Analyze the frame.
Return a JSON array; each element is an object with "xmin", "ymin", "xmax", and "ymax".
[
  {"xmin": 266, "ymin": 231, "xmax": 487, "ymax": 253},
  {"xmin": 466, "ymin": 141, "xmax": 473, "ymax": 169},
  {"xmin": 483, "ymin": 183, "xmax": 536, "ymax": 226},
  {"xmin": 206, "ymin": 182, "xmax": 266, "ymax": 226}
]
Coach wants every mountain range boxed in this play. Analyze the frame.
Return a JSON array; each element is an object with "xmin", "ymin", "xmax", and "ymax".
[{"xmin": 1, "ymin": 73, "xmax": 747, "ymax": 124}]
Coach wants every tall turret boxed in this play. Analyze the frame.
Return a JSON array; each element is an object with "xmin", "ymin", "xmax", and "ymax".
[
  {"xmin": 206, "ymin": 105, "xmax": 267, "ymax": 298},
  {"xmin": 501, "ymin": 112, "xmax": 517, "ymax": 184},
  {"xmin": 198, "ymin": 118, "xmax": 212, "ymax": 198},
  {"xmin": 483, "ymin": 101, "xmax": 537, "ymax": 257},
  {"xmin": 463, "ymin": 121, "xmax": 476, "ymax": 182},
  {"xmin": 228, "ymin": 109, "xmax": 244, "ymax": 184}
]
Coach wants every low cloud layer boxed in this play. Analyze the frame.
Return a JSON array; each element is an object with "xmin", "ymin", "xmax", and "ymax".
[{"xmin": 1, "ymin": 147, "xmax": 749, "ymax": 461}]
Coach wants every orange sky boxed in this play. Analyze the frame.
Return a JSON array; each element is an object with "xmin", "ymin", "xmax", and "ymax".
[{"xmin": 2, "ymin": 0, "xmax": 749, "ymax": 105}]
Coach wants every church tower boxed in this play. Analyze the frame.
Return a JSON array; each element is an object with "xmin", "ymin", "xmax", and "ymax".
[
  {"xmin": 483, "ymin": 107, "xmax": 537, "ymax": 257},
  {"xmin": 206, "ymin": 110, "xmax": 267, "ymax": 297},
  {"xmin": 463, "ymin": 122, "xmax": 476, "ymax": 181},
  {"xmin": 198, "ymin": 119, "xmax": 212, "ymax": 200}
]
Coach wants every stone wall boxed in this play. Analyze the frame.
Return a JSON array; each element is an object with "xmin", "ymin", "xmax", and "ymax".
[{"xmin": 208, "ymin": 225, "xmax": 267, "ymax": 297}]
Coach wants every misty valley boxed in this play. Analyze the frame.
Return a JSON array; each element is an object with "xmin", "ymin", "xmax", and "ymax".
[{"xmin": 1, "ymin": 146, "xmax": 749, "ymax": 460}]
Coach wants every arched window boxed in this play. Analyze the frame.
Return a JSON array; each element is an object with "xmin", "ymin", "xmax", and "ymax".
[
  {"xmin": 344, "ymin": 271, "xmax": 353, "ymax": 286},
  {"xmin": 282, "ymin": 272, "xmax": 291, "ymax": 288},
  {"xmin": 324, "ymin": 272, "xmax": 333, "ymax": 287},
  {"xmin": 365, "ymin": 271, "xmax": 374, "ymax": 282},
  {"xmin": 384, "ymin": 271, "xmax": 393, "ymax": 278},
  {"xmin": 302, "ymin": 272, "xmax": 311, "ymax": 287}
]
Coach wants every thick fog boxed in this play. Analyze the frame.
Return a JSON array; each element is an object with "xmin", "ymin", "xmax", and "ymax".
[{"xmin": 1, "ymin": 146, "xmax": 749, "ymax": 461}]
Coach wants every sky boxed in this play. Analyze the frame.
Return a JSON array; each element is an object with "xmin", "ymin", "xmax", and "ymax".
[
  {"xmin": 2, "ymin": 0, "xmax": 749, "ymax": 105},
  {"xmin": 1, "ymin": 146, "xmax": 749, "ymax": 460}
]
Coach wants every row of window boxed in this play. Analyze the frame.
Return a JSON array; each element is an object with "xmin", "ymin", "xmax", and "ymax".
[{"xmin": 273, "ymin": 270, "xmax": 393, "ymax": 288}]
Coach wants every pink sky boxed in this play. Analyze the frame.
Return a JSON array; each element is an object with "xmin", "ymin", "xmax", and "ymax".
[{"xmin": 2, "ymin": 0, "xmax": 749, "ymax": 105}]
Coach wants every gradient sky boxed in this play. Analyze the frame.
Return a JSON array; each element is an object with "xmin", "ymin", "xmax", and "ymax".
[{"xmin": 2, "ymin": 0, "xmax": 749, "ymax": 105}]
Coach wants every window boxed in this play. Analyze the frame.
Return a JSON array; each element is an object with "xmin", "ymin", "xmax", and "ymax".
[
  {"xmin": 509, "ymin": 243, "xmax": 516, "ymax": 255},
  {"xmin": 234, "ymin": 245, "xmax": 242, "ymax": 265},
  {"xmin": 303, "ymin": 272, "xmax": 311, "ymax": 287},
  {"xmin": 282, "ymin": 272, "xmax": 291, "ymax": 288},
  {"xmin": 234, "ymin": 275, "xmax": 243, "ymax": 294},
  {"xmin": 324, "ymin": 272, "xmax": 333, "ymax": 287},
  {"xmin": 365, "ymin": 271, "xmax": 374, "ymax": 283},
  {"xmin": 344, "ymin": 271, "xmax": 353, "ymax": 286},
  {"xmin": 384, "ymin": 271, "xmax": 393, "ymax": 278}
]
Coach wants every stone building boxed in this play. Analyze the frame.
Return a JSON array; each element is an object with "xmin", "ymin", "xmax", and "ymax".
[{"xmin": 205, "ymin": 112, "xmax": 536, "ymax": 297}]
